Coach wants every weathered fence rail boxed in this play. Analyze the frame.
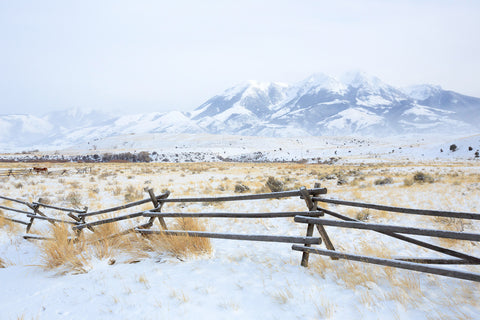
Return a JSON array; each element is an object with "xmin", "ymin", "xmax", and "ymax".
[
  {"xmin": 136, "ymin": 229, "xmax": 322, "ymax": 245},
  {"xmin": 294, "ymin": 194, "xmax": 480, "ymax": 282},
  {"xmin": 312, "ymin": 197, "xmax": 480, "ymax": 220},
  {"xmin": 0, "ymin": 167, "xmax": 87, "ymax": 177},
  {"xmin": 294, "ymin": 216, "xmax": 480, "ymax": 241},
  {"xmin": 292, "ymin": 245, "xmax": 480, "ymax": 282},
  {"xmin": 1, "ymin": 184, "xmax": 480, "ymax": 283},
  {"xmin": 317, "ymin": 206, "xmax": 480, "ymax": 264}
]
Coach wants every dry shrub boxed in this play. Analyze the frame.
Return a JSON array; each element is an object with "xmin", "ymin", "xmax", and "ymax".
[
  {"xmin": 124, "ymin": 185, "xmax": 143, "ymax": 202},
  {"xmin": 112, "ymin": 185, "xmax": 122, "ymax": 196},
  {"xmin": 413, "ymin": 172, "xmax": 434, "ymax": 183},
  {"xmin": 66, "ymin": 191, "xmax": 82, "ymax": 208},
  {"xmin": 146, "ymin": 217, "xmax": 212, "ymax": 258},
  {"xmin": 355, "ymin": 209, "xmax": 370, "ymax": 221},
  {"xmin": 374, "ymin": 177, "xmax": 393, "ymax": 185},
  {"xmin": 39, "ymin": 223, "xmax": 89, "ymax": 274},
  {"xmin": 234, "ymin": 183, "xmax": 250, "ymax": 193},
  {"xmin": 37, "ymin": 197, "xmax": 51, "ymax": 205},
  {"xmin": 266, "ymin": 176, "xmax": 284, "ymax": 192}
]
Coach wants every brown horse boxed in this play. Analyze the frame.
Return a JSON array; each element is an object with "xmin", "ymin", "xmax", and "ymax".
[{"xmin": 33, "ymin": 167, "xmax": 48, "ymax": 174}]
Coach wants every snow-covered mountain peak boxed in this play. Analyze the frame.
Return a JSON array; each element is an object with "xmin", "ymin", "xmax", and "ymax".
[
  {"xmin": 43, "ymin": 107, "xmax": 112, "ymax": 129},
  {"xmin": 221, "ymin": 82, "xmax": 252, "ymax": 100},
  {"xmin": 243, "ymin": 81, "xmax": 288, "ymax": 99},
  {"xmin": 402, "ymin": 84, "xmax": 443, "ymax": 101},
  {"xmin": 219, "ymin": 80, "xmax": 286, "ymax": 100},
  {"xmin": 340, "ymin": 70, "xmax": 390, "ymax": 91},
  {"xmin": 1, "ymin": 72, "xmax": 480, "ymax": 152},
  {"xmin": 296, "ymin": 73, "xmax": 346, "ymax": 95}
]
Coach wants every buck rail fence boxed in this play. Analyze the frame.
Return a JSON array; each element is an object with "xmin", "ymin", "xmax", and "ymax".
[
  {"xmin": 0, "ymin": 167, "xmax": 90, "ymax": 177},
  {"xmin": 1, "ymin": 184, "xmax": 480, "ymax": 282}
]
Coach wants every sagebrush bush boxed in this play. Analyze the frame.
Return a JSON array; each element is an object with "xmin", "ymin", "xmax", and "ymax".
[
  {"xmin": 66, "ymin": 191, "xmax": 82, "ymax": 208},
  {"xmin": 356, "ymin": 210, "xmax": 370, "ymax": 221},
  {"xmin": 124, "ymin": 185, "xmax": 143, "ymax": 202},
  {"xmin": 413, "ymin": 172, "xmax": 434, "ymax": 183},
  {"xmin": 234, "ymin": 183, "xmax": 250, "ymax": 193},
  {"xmin": 374, "ymin": 177, "xmax": 394, "ymax": 185},
  {"xmin": 266, "ymin": 176, "xmax": 284, "ymax": 192}
]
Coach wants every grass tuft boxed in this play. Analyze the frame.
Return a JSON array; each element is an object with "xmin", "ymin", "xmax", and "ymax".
[
  {"xmin": 0, "ymin": 210, "xmax": 22, "ymax": 233},
  {"xmin": 145, "ymin": 217, "xmax": 212, "ymax": 258},
  {"xmin": 124, "ymin": 185, "xmax": 143, "ymax": 202},
  {"xmin": 38, "ymin": 223, "xmax": 89, "ymax": 274}
]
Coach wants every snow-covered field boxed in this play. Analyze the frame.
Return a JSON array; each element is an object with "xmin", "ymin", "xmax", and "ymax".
[
  {"xmin": 2, "ymin": 132, "xmax": 480, "ymax": 164},
  {"xmin": 0, "ymin": 160, "xmax": 479, "ymax": 319}
]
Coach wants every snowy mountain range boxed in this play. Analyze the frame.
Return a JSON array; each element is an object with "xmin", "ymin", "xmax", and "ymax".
[{"xmin": 1, "ymin": 71, "xmax": 480, "ymax": 151}]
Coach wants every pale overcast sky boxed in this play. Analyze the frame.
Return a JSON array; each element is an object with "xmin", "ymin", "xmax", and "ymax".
[{"xmin": 0, "ymin": 0, "xmax": 479, "ymax": 115}]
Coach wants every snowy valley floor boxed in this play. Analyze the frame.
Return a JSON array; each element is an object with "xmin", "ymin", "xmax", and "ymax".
[{"xmin": 0, "ymin": 161, "xmax": 479, "ymax": 319}]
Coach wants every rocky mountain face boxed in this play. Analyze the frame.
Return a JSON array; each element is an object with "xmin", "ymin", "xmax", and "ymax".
[
  {"xmin": 187, "ymin": 71, "xmax": 480, "ymax": 137},
  {"xmin": 1, "ymin": 71, "xmax": 479, "ymax": 151}
]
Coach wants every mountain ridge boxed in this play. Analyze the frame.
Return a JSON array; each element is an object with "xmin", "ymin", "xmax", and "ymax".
[{"xmin": 1, "ymin": 71, "xmax": 479, "ymax": 151}]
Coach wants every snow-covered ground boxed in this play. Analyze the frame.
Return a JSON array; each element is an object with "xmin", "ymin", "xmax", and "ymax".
[
  {"xmin": 2, "ymin": 132, "xmax": 480, "ymax": 163},
  {"xmin": 0, "ymin": 160, "xmax": 479, "ymax": 319}
]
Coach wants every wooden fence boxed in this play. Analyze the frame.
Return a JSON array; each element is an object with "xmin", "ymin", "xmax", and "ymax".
[
  {"xmin": 0, "ymin": 167, "xmax": 90, "ymax": 177},
  {"xmin": 1, "ymin": 185, "xmax": 480, "ymax": 282}
]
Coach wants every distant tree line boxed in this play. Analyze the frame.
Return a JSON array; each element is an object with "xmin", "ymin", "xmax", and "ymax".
[{"xmin": 1, "ymin": 151, "xmax": 153, "ymax": 163}]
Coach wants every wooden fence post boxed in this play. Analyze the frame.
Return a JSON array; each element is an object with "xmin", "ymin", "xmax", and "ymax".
[
  {"xmin": 299, "ymin": 184, "xmax": 336, "ymax": 267},
  {"xmin": 25, "ymin": 203, "xmax": 37, "ymax": 233},
  {"xmin": 146, "ymin": 188, "xmax": 168, "ymax": 229},
  {"xmin": 72, "ymin": 207, "xmax": 90, "ymax": 239},
  {"xmin": 311, "ymin": 183, "xmax": 336, "ymax": 256},
  {"xmin": 299, "ymin": 186, "xmax": 319, "ymax": 267},
  {"xmin": 26, "ymin": 198, "xmax": 57, "ymax": 233}
]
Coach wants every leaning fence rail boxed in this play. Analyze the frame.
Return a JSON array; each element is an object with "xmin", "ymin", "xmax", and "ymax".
[
  {"xmin": 292, "ymin": 246, "xmax": 480, "ymax": 283},
  {"xmin": 295, "ymin": 194, "xmax": 480, "ymax": 282},
  {"xmin": 312, "ymin": 197, "xmax": 480, "ymax": 220}
]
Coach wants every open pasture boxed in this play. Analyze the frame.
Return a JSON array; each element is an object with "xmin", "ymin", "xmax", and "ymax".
[{"xmin": 0, "ymin": 161, "xmax": 479, "ymax": 319}]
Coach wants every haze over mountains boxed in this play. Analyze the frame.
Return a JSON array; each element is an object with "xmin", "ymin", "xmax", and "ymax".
[{"xmin": 1, "ymin": 71, "xmax": 480, "ymax": 151}]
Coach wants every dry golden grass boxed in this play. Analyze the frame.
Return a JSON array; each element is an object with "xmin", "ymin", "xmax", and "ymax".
[
  {"xmin": 39, "ymin": 223, "xmax": 89, "ymax": 274},
  {"xmin": 144, "ymin": 217, "xmax": 212, "ymax": 258},
  {"xmin": 271, "ymin": 288, "xmax": 293, "ymax": 304},
  {"xmin": 170, "ymin": 289, "xmax": 190, "ymax": 303},
  {"xmin": 137, "ymin": 274, "xmax": 151, "ymax": 289},
  {"xmin": 124, "ymin": 185, "xmax": 143, "ymax": 202},
  {"xmin": 315, "ymin": 298, "xmax": 336, "ymax": 318},
  {"xmin": 85, "ymin": 221, "xmax": 126, "ymax": 259},
  {"xmin": 36, "ymin": 215, "xmax": 212, "ymax": 273},
  {"xmin": 85, "ymin": 221, "xmax": 151, "ymax": 262},
  {"xmin": 0, "ymin": 210, "xmax": 22, "ymax": 234},
  {"xmin": 0, "ymin": 257, "xmax": 5, "ymax": 268}
]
